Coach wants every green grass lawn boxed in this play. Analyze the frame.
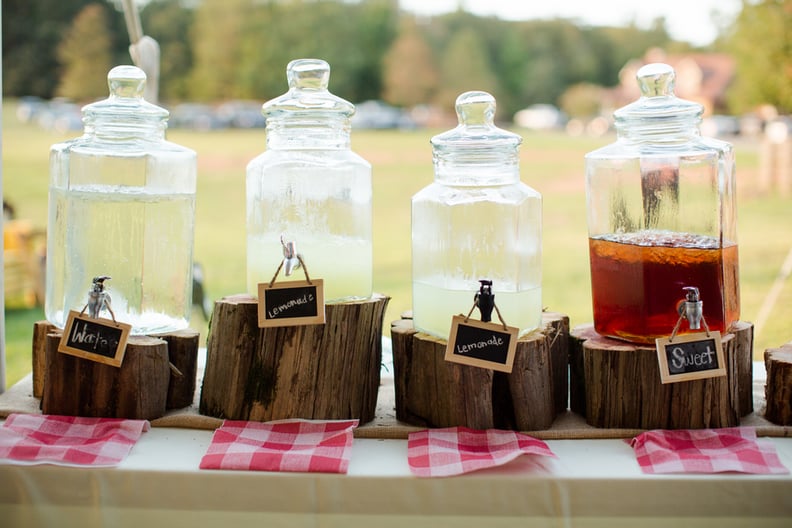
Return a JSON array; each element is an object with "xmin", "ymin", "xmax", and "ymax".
[{"xmin": 4, "ymin": 100, "xmax": 792, "ymax": 388}]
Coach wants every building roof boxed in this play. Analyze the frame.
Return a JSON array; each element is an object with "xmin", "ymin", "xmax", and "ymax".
[{"xmin": 614, "ymin": 48, "xmax": 736, "ymax": 115}]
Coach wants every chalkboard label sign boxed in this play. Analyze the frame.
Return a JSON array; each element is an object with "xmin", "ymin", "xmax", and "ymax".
[
  {"xmin": 58, "ymin": 310, "xmax": 132, "ymax": 367},
  {"xmin": 258, "ymin": 279, "xmax": 325, "ymax": 327},
  {"xmin": 655, "ymin": 331, "xmax": 726, "ymax": 384},
  {"xmin": 444, "ymin": 315, "xmax": 518, "ymax": 373}
]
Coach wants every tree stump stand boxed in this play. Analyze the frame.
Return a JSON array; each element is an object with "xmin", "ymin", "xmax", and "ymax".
[
  {"xmin": 155, "ymin": 329, "xmax": 201, "ymax": 410},
  {"xmin": 34, "ymin": 322, "xmax": 199, "ymax": 415},
  {"xmin": 42, "ymin": 332, "xmax": 171, "ymax": 420},
  {"xmin": 764, "ymin": 344, "xmax": 792, "ymax": 425},
  {"xmin": 569, "ymin": 321, "xmax": 753, "ymax": 429},
  {"xmin": 32, "ymin": 320, "xmax": 57, "ymax": 398},
  {"xmin": 199, "ymin": 293, "xmax": 390, "ymax": 423},
  {"xmin": 391, "ymin": 312, "xmax": 569, "ymax": 431}
]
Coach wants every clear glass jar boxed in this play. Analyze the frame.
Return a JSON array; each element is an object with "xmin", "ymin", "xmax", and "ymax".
[
  {"xmin": 585, "ymin": 63, "xmax": 739, "ymax": 343},
  {"xmin": 412, "ymin": 91, "xmax": 542, "ymax": 339},
  {"xmin": 46, "ymin": 65, "xmax": 197, "ymax": 334},
  {"xmin": 246, "ymin": 58, "xmax": 372, "ymax": 302}
]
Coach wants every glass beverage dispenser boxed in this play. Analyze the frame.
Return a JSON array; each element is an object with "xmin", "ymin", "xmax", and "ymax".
[
  {"xmin": 46, "ymin": 65, "xmax": 197, "ymax": 334},
  {"xmin": 412, "ymin": 91, "xmax": 542, "ymax": 339},
  {"xmin": 246, "ymin": 59, "xmax": 372, "ymax": 302},
  {"xmin": 585, "ymin": 63, "xmax": 739, "ymax": 344}
]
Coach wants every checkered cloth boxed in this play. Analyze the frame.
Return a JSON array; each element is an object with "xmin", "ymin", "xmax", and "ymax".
[
  {"xmin": 0, "ymin": 413, "xmax": 150, "ymax": 467},
  {"xmin": 200, "ymin": 419, "xmax": 358, "ymax": 473},
  {"xmin": 629, "ymin": 427, "xmax": 789, "ymax": 474},
  {"xmin": 408, "ymin": 426, "xmax": 557, "ymax": 477}
]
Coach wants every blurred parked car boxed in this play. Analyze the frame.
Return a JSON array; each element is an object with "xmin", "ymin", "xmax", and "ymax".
[
  {"xmin": 513, "ymin": 104, "xmax": 566, "ymax": 130},
  {"xmin": 16, "ymin": 96, "xmax": 46, "ymax": 124},
  {"xmin": 168, "ymin": 103, "xmax": 226, "ymax": 130},
  {"xmin": 352, "ymin": 100, "xmax": 416, "ymax": 130},
  {"xmin": 738, "ymin": 114, "xmax": 763, "ymax": 137},
  {"xmin": 701, "ymin": 115, "xmax": 740, "ymax": 137},
  {"xmin": 34, "ymin": 98, "xmax": 84, "ymax": 133},
  {"xmin": 216, "ymin": 100, "xmax": 266, "ymax": 128}
]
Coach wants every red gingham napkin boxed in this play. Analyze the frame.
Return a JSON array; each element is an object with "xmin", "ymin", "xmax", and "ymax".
[
  {"xmin": 199, "ymin": 419, "xmax": 358, "ymax": 473},
  {"xmin": 408, "ymin": 426, "xmax": 556, "ymax": 477},
  {"xmin": 0, "ymin": 413, "xmax": 150, "ymax": 467},
  {"xmin": 629, "ymin": 427, "xmax": 789, "ymax": 474}
]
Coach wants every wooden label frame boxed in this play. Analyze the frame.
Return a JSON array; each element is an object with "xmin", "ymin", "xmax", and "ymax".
[
  {"xmin": 655, "ymin": 331, "xmax": 726, "ymax": 384},
  {"xmin": 444, "ymin": 315, "xmax": 518, "ymax": 373},
  {"xmin": 57, "ymin": 310, "xmax": 132, "ymax": 367},
  {"xmin": 258, "ymin": 279, "xmax": 325, "ymax": 327}
]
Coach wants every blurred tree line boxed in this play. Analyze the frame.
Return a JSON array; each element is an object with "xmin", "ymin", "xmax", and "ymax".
[{"xmin": 3, "ymin": 0, "xmax": 789, "ymax": 117}]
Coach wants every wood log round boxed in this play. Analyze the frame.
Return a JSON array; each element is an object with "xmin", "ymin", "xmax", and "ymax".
[
  {"xmin": 33, "ymin": 321, "xmax": 199, "ymax": 412},
  {"xmin": 728, "ymin": 320, "xmax": 755, "ymax": 417},
  {"xmin": 154, "ymin": 329, "xmax": 201, "ymax": 410},
  {"xmin": 32, "ymin": 320, "xmax": 57, "ymax": 398},
  {"xmin": 41, "ymin": 332, "xmax": 170, "ymax": 420},
  {"xmin": 391, "ymin": 312, "xmax": 569, "ymax": 431},
  {"xmin": 569, "ymin": 322, "xmax": 753, "ymax": 429},
  {"xmin": 764, "ymin": 344, "xmax": 792, "ymax": 425},
  {"xmin": 199, "ymin": 293, "xmax": 390, "ymax": 423}
]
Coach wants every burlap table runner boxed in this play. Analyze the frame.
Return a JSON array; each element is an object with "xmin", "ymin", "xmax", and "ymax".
[{"xmin": 1, "ymin": 361, "xmax": 789, "ymax": 439}]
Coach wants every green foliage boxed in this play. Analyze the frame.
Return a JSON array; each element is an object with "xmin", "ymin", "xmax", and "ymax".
[
  {"xmin": 189, "ymin": 0, "xmax": 398, "ymax": 102},
  {"xmin": 559, "ymin": 83, "xmax": 605, "ymax": 118},
  {"xmin": 4, "ymin": 308, "xmax": 45, "ymax": 390},
  {"xmin": 406, "ymin": 13, "xmax": 672, "ymax": 117},
  {"xmin": 140, "ymin": 0, "xmax": 196, "ymax": 101},
  {"xmin": 436, "ymin": 27, "xmax": 499, "ymax": 111},
  {"xmin": 188, "ymin": 0, "xmax": 249, "ymax": 100},
  {"xmin": 3, "ymin": 0, "xmax": 678, "ymax": 110},
  {"xmin": 726, "ymin": 0, "xmax": 792, "ymax": 113},
  {"xmin": 382, "ymin": 18, "xmax": 439, "ymax": 107},
  {"xmin": 1, "ymin": 0, "xmax": 126, "ymax": 98},
  {"xmin": 56, "ymin": 4, "xmax": 114, "ymax": 100}
]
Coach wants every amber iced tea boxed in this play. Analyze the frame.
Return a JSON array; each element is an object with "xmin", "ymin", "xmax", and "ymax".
[{"xmin": 589, "ymin": 231, "xmax": 739, "ymax": 343}]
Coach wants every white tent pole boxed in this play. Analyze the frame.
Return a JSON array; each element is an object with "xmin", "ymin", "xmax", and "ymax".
[
  {"xmin": 1, "ymin": 8, "xmax": 6, "ymax": 394},
  {"xmin": 122, "ymin": 0, "xmax": 160, "ymax": 104},
  {"xmin": 122, "ymin": 0, "xmax": 144, "ymax": 44}
]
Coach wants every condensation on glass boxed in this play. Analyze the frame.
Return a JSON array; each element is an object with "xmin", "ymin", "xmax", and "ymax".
[
  {"xmin": 585, "ymin": 63, "xmax": 739, "ymax": 343},
  {"xmin": 412, "ymin": 91, "xmax": 543, "ymax": 339},
  {"xmin": 46, "ymin": 65, "xmax": 197, "ymax": 334},
  {"xmin": 246, "ymin": 59, "xmax": 372, "ymax": 302}
]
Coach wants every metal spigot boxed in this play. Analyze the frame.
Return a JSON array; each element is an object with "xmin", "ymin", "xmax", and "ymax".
[
  {"xmin": 85, "ymin": 275, "xmax": 115, "ymax": 321},
  {"xmin": 678, "ymin": 286, "xmax": 703, "ymax": 330},
  {"xmin": 280, "ymin": 234, "xmax": 301, "ymax": 276},
  {"xmin": 474, "ymin": 279, "xmax": 495, "ymax": 323}
]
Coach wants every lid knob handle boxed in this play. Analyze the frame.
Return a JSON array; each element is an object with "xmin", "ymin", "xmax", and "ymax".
[
  {"xmin": 636, "ymin": 63, "xmax": 675, "ymax": 98},
  {"xmin": 108, "ymin": 65, "xmax": 147, "ymax": 99},
  {"xmin": 456, "ymin": 91, "xmax": 496, "ymax": 126},
  {"xmin": 287, "ymin": 58, "xmax": 331, "ymax": 91}
]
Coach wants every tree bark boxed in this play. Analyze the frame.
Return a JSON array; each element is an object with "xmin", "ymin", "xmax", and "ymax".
[
  {"xmin": 199, "ymin": 294, "xmax": 390, "ymax": 423},
  {"xmin": 42, "ymin": 332, "xmax": 170, "ymax": 420},
  {"xmin": 569, "ymin": 322, "xmax": 753, "ymax": 429},
  {"xmin": 154, "ymin": 329, "xmax": 200, "ymax": 410},
  {"xmin": 764, "ymin": 344, "xmax": 792, "ymax": 425},
  {"xmin": 31, "ymin": 321, "xmax": 57, "ymax": 398},
  {"xmin": 391, "ymin": 312, "xmax": 569, "ymax": 431}
]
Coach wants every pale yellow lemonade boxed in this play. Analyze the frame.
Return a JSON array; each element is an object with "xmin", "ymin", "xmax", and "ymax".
[
  {"xmin": 246, "ymin": 232, "xmax": 372, "ymax": 302},
  {"xmin": 413, "ymin": 278, "xmax": 542, "ymax": 339},
  {"xmin": 412, "ymin": 184, "xmax": 543, "ymax": 339}
]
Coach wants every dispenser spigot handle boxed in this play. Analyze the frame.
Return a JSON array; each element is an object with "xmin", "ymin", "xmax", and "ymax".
[
  {"xmin": 475, "ymin": 279, "xmax": 495, "ymax": 323},
  {"xmin": 678, "ymin": 286, "xmax": 703, "ymax": 330}
]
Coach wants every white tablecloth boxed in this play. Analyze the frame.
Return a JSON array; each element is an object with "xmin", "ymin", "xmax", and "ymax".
[
  {"xmin": 1, "ymin": 425, "xmax": 791, "ymax": 527},
  {"xmin": 2, "ymin": 352, "xmax": 791, "ymax": 527}
]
